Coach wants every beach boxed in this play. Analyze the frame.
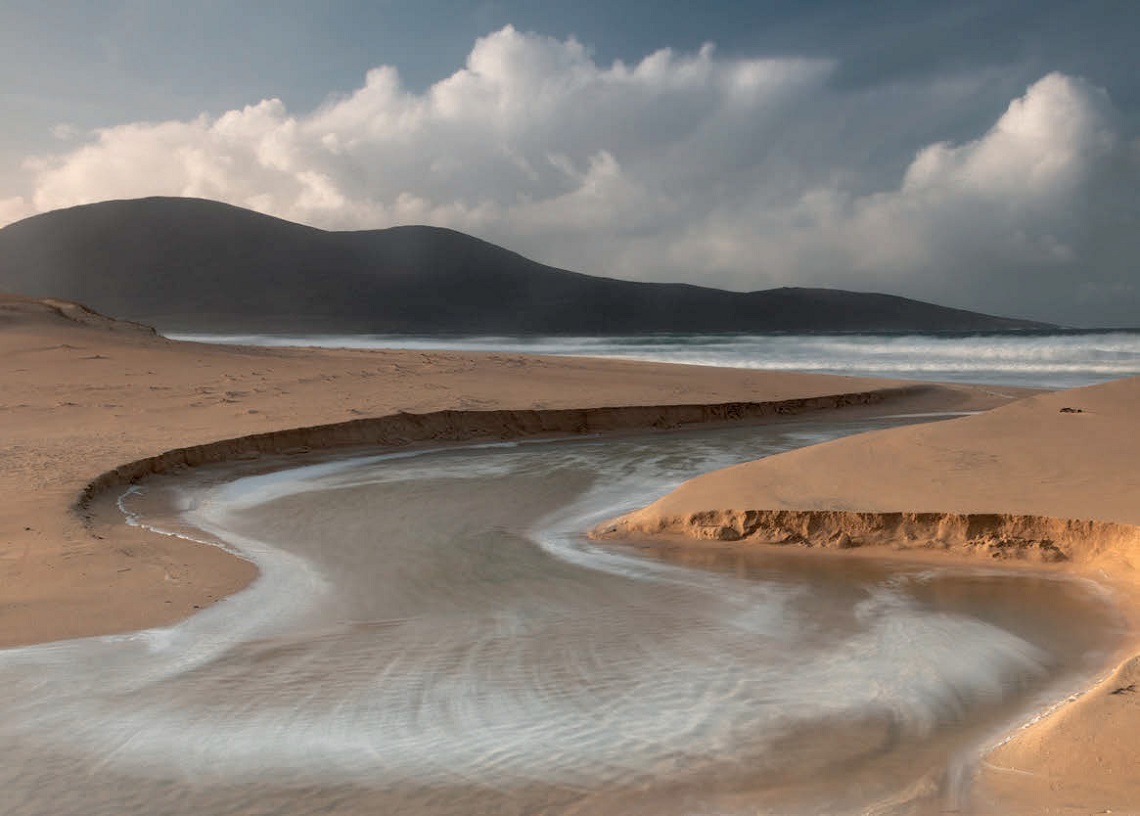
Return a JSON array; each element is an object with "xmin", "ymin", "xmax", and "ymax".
[
  {"xmin": 2, "ymin": 292, "xmax": 1137, "ymax": 813},
  {"xmin": 0, "ymin": 293, "xmax": 1010, "ymax": 648}
]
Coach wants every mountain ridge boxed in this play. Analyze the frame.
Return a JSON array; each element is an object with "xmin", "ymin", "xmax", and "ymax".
[{"xmin": 0, "ymin": 197, "xmax": 1054, "ymax": 334}]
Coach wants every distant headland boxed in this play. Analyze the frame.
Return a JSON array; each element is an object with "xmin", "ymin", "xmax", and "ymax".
[{"xmin": 0, "ymin": 197, "xmax": 1054, "ymax": 334}]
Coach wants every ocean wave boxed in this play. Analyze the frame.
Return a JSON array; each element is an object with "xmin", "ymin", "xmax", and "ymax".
[{"xmin": 170, "ymin": 330, "xmax": 1140, "ymax": 389}]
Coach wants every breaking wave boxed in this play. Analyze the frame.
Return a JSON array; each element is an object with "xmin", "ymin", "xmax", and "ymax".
[{"xmin": 169, "ymin": 330, "xmax": 1140, "ymax": 389}]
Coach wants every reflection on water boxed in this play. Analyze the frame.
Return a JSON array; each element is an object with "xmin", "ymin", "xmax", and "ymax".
[{"xmin": 0, "ymin": 417, "xmax": 1126, "ymax": 815}]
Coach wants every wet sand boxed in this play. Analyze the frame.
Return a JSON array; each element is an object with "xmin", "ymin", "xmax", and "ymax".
[
  {"xmin": 604, "ymin": 377, "xmax": 1140, "ymax": 813},
  {"xmin": 0, "ymin": 421, "xmax": 1126, "ymax": 815}
]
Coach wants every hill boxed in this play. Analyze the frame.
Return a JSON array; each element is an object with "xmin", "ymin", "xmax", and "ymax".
[{"xmin": 0, "ymin": 198, "xmax": 1052, "ymax": 334}]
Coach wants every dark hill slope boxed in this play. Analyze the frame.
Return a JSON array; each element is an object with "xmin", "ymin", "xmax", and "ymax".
[{"xmin": 0, "ymin": 197, "xmax": 1050, "ymax": 333}]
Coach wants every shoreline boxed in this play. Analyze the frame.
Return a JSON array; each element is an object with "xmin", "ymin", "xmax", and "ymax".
[
  {"xmin": 74, "ymin": 388, "xmax": 922, "ymax": 517},
  {"xmin": 3, "ymin": 293, "xmax": 1135, "ymax": 811},
  {"xmin": 4, "ymin": 293, "xmax": 1014, "ymax": 648}
]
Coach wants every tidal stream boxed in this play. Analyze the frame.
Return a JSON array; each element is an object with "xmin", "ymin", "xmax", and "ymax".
[{"xmin": 0, "ymin": 415, "xmax": 1126, "ymax": 815}]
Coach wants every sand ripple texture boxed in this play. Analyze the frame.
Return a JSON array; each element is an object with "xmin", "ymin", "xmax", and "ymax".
[{"xmin": 0, "ymin": 418, "xmax": 1125, "ymax": 815}]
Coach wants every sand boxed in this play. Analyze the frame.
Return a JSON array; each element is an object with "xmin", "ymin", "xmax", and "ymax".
[
  {"xmin": 2, "ymin": 292, "xmax": 1128, "ymax": 812},
  {"xmin": 601, "ymin": 377, "xmax": 1140, "ymax": 813},
  {"xmin": 1, "ymin": 293, "xmax": 1014, "ymax": 648}
]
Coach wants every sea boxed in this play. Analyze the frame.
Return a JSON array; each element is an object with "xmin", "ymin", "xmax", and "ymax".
[{"xmin": 168, "ymin": 329, "xmax": 1140, "ymax": 390}]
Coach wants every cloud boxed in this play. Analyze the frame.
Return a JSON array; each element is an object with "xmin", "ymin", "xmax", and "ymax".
[
  {"xmin": 4, "ymin": 26, "xmax": 1137, "ymax": 325},
  {"xmin": 0, "ymin": 196, "xmax": 34, "ymax": 225}
]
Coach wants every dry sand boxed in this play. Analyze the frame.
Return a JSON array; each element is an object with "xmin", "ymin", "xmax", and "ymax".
[
  {"xmin": 601, "ymin": 376, "xmax": 1140, "ymax": 813},
  {"xmin": 3, "ymin": 292, "xmax": 1128, "ymax": 812}
]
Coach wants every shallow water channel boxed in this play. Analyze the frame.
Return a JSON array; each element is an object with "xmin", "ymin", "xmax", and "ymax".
[{"xmin": 0, "ymin": 415, "xmax": 1127, "ymax": 815}]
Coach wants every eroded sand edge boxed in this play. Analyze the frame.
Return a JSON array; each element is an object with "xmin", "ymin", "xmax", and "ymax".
[{"xmin": 597, "ymin": 377, "xmax": 1140, "ymax": 813}]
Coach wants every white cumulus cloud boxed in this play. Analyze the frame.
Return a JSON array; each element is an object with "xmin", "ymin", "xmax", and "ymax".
[{"xmin": 3, "ymin": 26, "xmax": 1137, "ymax": 325}]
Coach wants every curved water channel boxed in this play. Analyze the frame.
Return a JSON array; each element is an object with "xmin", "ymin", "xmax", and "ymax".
[{"xmin": 0, "ymin": 415, "xmax": 1127, "ymax": 815}]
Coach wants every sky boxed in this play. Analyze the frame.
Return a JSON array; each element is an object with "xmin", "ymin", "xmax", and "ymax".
[{"xmin": 1, "ymin": 1, "xmax": 1137, "ymax": 327}]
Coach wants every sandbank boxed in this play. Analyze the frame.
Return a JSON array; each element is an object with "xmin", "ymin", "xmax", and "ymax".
[{"xmin": 600, "ymin": 375, "xmax": 1140, "ymax": 813}]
